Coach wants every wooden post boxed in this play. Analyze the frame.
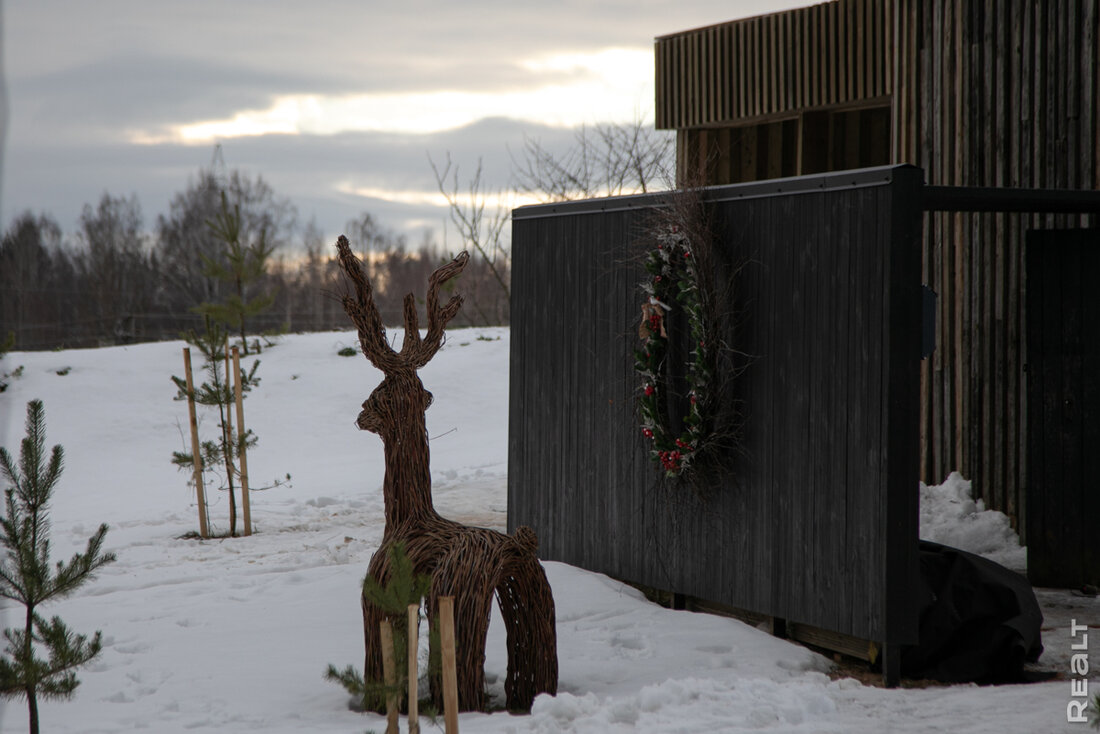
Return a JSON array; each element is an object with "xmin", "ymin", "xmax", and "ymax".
[
  {"xmin": 439, "ymin": 596, "xmax": 459, "ymax": 734},
  {"xmin": 182, "ymin": 348, "xmax": 209, "ymax": 539},
  {"xmin": 223, "ymin": 349, "xmax": 237, "ymax": 536},
  {"xmin": 231, "ymin": 347, "xmax": 252, "ymax": 536},
  {"xmin": 380, "ymin": 619, "xmax": 399, "ymax": 734},
  {"xmin": 408, "ymin": 603, "xmax": 420, "ymax": 734}
]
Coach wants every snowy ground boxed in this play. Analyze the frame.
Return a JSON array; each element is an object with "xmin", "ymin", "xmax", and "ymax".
[{"xmin": 0, "ymin": 329, "xmax": 1096, "ymax": 733}]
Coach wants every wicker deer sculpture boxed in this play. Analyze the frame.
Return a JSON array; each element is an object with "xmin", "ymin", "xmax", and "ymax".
[{"xmin": 335, "ymin": 236, "xmax": 557, "ymax": 712}]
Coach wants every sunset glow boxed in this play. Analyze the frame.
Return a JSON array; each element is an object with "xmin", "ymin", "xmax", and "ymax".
[{"xmin": 129, "ymin": 47, "xmax": 656, "ymax": 145}]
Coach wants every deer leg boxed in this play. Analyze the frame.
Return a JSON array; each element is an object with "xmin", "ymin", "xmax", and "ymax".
[
  {"xmin": 361, "ymin": 547, "xmax": 392, "ymax": 713},
  {"xmin": 497, "ymin": 555, "xmax": 558, "ymax": 710}
]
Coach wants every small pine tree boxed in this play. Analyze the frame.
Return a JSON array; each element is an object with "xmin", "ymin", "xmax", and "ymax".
[
  {"xmin": 171, "ymin": 316, "xmax": 261, "ymax": 537},
  {"xmin": 198, "ymin": 191, "xmax": 278, "ymax": 355},
  {"xmin": 326, "ymin": 542, "xmax": 436, "ymax": 712},
  {"xmin": 0, "ymin": 400, "xmax": 116, "ymax": 734}
]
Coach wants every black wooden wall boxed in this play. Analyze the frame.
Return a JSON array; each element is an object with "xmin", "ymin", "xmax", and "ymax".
[
  {"xmin": 508, "ymin": 165, "xmax": 923, "ymax": 651},
  {"xmin": 1026, "ymin": 229, "xmax": 1100, "ymax": 588}
]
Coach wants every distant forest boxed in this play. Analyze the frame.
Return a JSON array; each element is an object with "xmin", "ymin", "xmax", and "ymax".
[{"xmin": 0, "ymin": 168, "xmax": 509, "ymax": 352}]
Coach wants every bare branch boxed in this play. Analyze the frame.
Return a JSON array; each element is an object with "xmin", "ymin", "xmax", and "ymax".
[
  {"xmin": 509, "ymin": 119, "xmax": 674, "ymax": 202},
  {"xmin": 428, "ymin": 153, "xmax": 511, "ymax": 304}
]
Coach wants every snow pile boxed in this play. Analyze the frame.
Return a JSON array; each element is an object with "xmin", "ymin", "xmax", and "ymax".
[
  {"xmin": 0, "ymin": 330, "xmax": 1078, "ymax": 733},
  {"xmin": 919, "ymin": 471, "xmax": 1027, "ymax": 571}
]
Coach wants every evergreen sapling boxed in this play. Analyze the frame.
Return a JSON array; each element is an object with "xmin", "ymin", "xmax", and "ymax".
[
  {"xmin": 171, "ymin": 316, "xmax": 289, "ymax": 537},
  {"xmin": 0, "ymin": 399, "xmax": 116, "ymax": 734},
  {"xmin": 325, "ymin": 542, "xmax": 439, "ymax": 713},
  {"xmin": 172, "ymin": 316, "xmax": 260, "ymax": 537},
  {"xmin": 198, "ymin": 190, "xmax": 279, "ymax": 356}
]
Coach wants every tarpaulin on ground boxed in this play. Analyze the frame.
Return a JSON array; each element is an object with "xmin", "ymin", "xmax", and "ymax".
[{"xmin": 901, "ymin": 540, "xmax": 1044, "ymax": 682}]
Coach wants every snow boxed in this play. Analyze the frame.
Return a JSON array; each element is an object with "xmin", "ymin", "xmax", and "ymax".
[
  {"xmin": 919, "ymin": 471, "xmax": 1027, "ymax": 572},
  {"xmin": 0, "ymin": 329, "xmax": 1091, "ymax": 733}
]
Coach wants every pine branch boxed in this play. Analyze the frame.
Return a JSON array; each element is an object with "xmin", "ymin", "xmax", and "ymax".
[
  {"xmin": 31, "ymin": 615, "xmax": 102, "ymax": 700},
  {"xmin": 44, "ymin": 524, "xmax": 115, "ymax": 603},
  {"xmin": 0, "ymin": 446, "xmax": 23, "ymax": 493}
]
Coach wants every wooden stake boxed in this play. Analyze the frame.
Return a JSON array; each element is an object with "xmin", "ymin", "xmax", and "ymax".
[
  {"xmin": 223, "ymin": 349, "xmax": 236, "ymax": 536},
  {"xmin": 231, "ymin": 347, "xmax": 252, "ymax": 536},
  {"xmin": 380, "ymin": 619, "xmax": 399, "ymax": 734},
  {"xmin": 440, "ymin": 596, "xmax": 459, "ymax": 734},
  {"xmin": 407, "ymin": 604, "xmax": 420, "ymax": 734},
  {"xmin": 182, "ymin": 348, "xmax": 209, "ymax": 539}
]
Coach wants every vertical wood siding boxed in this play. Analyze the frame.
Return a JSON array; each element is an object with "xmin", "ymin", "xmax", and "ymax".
[
  {"xmin": 895, "ymin": 0, "xmax": 1099, "ymax": 537},
  {"xmin": 1026, "ymin": 229, "xmax": 1100, "ymax": 587},
  {"xmin": 509, "ymin": 166, "xmax": 922, "ymax": 646},
  {"xmin": 655, "ymin": 0, "xmax": 893, "ymax": 129}
]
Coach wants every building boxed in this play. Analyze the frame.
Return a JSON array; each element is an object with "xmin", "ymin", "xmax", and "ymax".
[{"xmin": 654, "ymin": 0, "xmax": 1099, "ymax": 541}]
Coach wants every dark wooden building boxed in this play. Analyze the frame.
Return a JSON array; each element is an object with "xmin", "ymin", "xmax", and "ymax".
[{"xmin": 655, "ymin": 0, "xmax": 1100, "ymax": 539}]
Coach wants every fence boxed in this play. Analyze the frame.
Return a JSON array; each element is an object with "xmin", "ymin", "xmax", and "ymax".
[{"xmin": 508, "ymin": 165, "xmax": 923, "ymax": 682}]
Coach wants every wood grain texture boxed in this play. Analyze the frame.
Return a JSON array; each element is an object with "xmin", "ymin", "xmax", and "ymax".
[
  {"xmin": 509, "ymin": 166, "xmax": 923, "ymax": 647},
  {"xmin": 895, "ymin": 0, "xmax": 1099, "ymax": 537}
]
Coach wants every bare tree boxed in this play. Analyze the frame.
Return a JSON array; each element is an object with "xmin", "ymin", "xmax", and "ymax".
[
  {"xmin": 510, "ymin": 119, "xmax": 674, "ymax": 202},
  {"xmin": 0, "ymin": 213, "xmax": 64, "ymax": 349},
  {"xmin": 428, "ymin": 153, "xmax": 510, "ymax": 325},
  {"xmin": 428, "ymin": 121, "xmax": 672, "ymax": 326},
  {"xmin": 345, "ymin": 211, "xmax": 401, "ymax": 264},
  {"xmin": 155, "ymin": 168, "xmax": 296, "ymax": 315},
  {"xmin": 74, "ymin": 193, "xmax": 153, "ymax": 343}
]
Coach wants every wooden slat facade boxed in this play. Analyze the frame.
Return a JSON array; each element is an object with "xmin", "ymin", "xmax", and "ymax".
[
  {"xmin": 509, "ymin": 166, "xmax": 923, "ymax": 664},
  {"xmin": 657, "ymin": 0, "xmax": 894, "ymax": 185},
  {"xmin": 656, "ymin": 0, "xmax": 893, "ymax": 128},
  {"xmin": 896, "ymin": 0, "xmax": 1100, "ymax": 540},
  {"xmin": 657, "ymin": 0, "xmax": 1100, "ymax": 539}
]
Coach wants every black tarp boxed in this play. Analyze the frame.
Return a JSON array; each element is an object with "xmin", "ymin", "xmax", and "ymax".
[{"xmin": 901, "ymin": 541, "xmax": 1044, "ymax": 682}]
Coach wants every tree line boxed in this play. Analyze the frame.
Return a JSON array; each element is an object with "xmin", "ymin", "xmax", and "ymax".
[
  {"xmin": 1, "ymin": 122, "xmax": 671, "ymax": 351},
  {"xmin": 0, "ymin": 169, "xmax": 508, "ymax": 351}
]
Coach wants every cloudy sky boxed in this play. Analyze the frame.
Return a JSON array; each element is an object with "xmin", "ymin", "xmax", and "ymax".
[{"xmin": 1, "ymin": 0, "xmax": 813, "ymax": 251}]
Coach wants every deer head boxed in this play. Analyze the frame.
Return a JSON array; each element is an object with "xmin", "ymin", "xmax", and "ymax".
[{"xmin": 336, "ymin": 235, "xmax": 469, "ymax": 435}]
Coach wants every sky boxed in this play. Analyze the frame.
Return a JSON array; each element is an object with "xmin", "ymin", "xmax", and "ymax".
[{"xmin": 0, "ymin": 0, "xmax": 815, "ymax": 252}]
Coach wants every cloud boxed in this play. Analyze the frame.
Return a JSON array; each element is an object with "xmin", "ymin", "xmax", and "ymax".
[
  {"xmin": 126, "ymin": 47, "xmax": 654, "ymax": 144},
  {"xmin": 1, "ymin": 0, "xmax": 813, "ymax": 247},
  {"xmin": 1, "ymin": 117, "xmax": 588, "ymax": 248}
]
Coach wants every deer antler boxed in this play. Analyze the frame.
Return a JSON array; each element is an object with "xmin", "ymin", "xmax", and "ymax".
[
  {"xmin": 337, "ymin": 235, "xmax": 470, "ymax": 372},
  {"xmin": 336, "ymin": 235, "xmax": 403, "ymax": 373},
  {"xmin": 400, "ymin": 251, "xmax": 469, "ymax": 368}
]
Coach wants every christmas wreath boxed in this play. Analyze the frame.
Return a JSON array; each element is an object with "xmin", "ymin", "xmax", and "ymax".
[{"xmin": 634, "ymin": 224, "xmax": 715, "ymax": 478}]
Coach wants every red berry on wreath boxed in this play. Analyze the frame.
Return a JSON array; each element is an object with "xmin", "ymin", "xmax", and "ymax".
[{"xmin": 644, "ymin": 384, "xmax": 655, "ymax": 396}]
